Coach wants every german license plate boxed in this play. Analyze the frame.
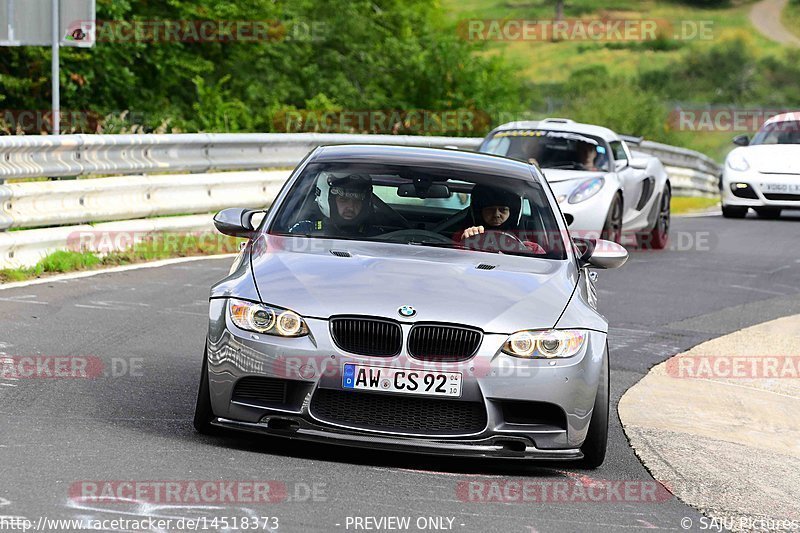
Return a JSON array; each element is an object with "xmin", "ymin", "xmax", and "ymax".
[
  {"xmin": 760, "ymin": 183, "xmax": 800, "ymax": 193},
  {"xmin": 342, "ymin": 363, "xmax": 462, "ymax": 397}
]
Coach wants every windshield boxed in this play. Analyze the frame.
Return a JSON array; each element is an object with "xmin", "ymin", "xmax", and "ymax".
[
  {"xmin": 269, "ymin": 162, "xmax": 567, "ymax": 260},
  {"xmin": 481, "ymin": 130, "xmax": 611, "ymax": 172},
  {"xmin": 751, "ymin": 120, "xmax": 800, "ymax": 145}
]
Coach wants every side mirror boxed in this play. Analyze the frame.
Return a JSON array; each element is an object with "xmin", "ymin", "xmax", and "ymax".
[
  {"xmin": 574, "ymin": 238, "xmax": 628, "ymax": 269},
  {"xmin": 732, "ymin": 134, "xmax": 750, "ymax": 147},
  {"xmin": 614, "ymin": 160, "xmax": 628, "ymax": 172},
  {"xmin": 629, "ymin": 158, "xmax": 649, "ymax": 170},
  {"xmin": 213, "ymin": 208, "xmax": 263, "ymax": 238}
]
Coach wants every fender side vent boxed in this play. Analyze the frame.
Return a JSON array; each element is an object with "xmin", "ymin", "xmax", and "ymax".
[
  {"xmin": 476, "ymin": 263, "xmax": 497, "ymax": 270},
  {"xmin": 636, "ymin": 177, "xmax": 656, "ymax": 211},
  {"xmin": 330, "ymin": 250, "xmax": 351, "ymax": 258}
]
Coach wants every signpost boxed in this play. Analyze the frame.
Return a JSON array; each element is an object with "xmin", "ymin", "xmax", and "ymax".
[{"xmin": 0, "ymin": 0, "xmax": 96, "ymax": 134}]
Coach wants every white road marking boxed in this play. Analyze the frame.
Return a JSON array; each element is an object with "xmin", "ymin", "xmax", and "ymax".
[
  {"xmin": 0, "ymin": 498, "xmax": 10, "ymax": 506},
  {"xmin": 675, "ymin": 210, "xmax": 721, "ymax": 218},
  {"xmin": 75, "ymin": 300, "xmax": 152, "ymax": 311},
  {"xmin": 0, "ymin": 254, "xmax": 235, "ymax": 292},
  {"xmin": 0, "ymin": 295, "xmax": 48, "ymax": 305},
  {"xmin": 729, "ymin": 284, "xmax": 786, "ymax": 296}
]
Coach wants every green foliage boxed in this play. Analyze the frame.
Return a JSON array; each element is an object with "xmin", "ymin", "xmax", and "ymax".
[
  {"xmin": 0, "ymin": 0, "xmax": 526, "ymax": 136},
  {"xmin": 559, "ymin": 66, "xmax": 674, "ymax": 142},
  {"xmin": 37, "ymin": 250, "xmax": 101, "ymax": 272}
]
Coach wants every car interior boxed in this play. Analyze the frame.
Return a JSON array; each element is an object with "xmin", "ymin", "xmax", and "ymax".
[{"xmin": 271, "ymin": 168, "xmax": 565, "ymax": 257}]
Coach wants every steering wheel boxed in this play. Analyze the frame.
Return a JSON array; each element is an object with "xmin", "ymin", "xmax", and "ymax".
[
  {"xmin": 462, "ymin": 230, "xmax": 528, "ymax": 253},
  {"xmin": 378, "ymin": 229, "xmax": 454, "ymax": 244}
]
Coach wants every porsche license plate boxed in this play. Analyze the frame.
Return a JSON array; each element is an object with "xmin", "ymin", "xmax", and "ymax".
[
  {"xmin": 760, "ymin": 183, "xmax": 800, "ymax": 194},
  {"xmin": 342, "ymin": 363, "xmax": 462, "ymax": 397}
]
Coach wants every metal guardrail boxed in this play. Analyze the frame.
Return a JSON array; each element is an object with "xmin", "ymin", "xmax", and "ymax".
[
  {"xmin": 0, "ymin": 133, "xmax": 721, "ymax": 269},
  {"xmin": 0, "ymin": 170, "xmax": 289, "ymax": 230},
  {"xmin": 0, "ymin": 133, "xmax": 480, "ymax": 182}
]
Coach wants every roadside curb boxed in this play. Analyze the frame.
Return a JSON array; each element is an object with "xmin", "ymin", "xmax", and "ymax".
[{"xmin": 619, "ymin": 314, "xmax": 800, "ymax": 531}]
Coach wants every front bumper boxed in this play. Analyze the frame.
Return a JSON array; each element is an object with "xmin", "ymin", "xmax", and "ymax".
[
  {"xmin": 549, "ymin": 180, "xmax": 618, "ymax": 238},
  {"xmin": 212, "ymin": 416, "xmax": 583, "ymax": 460},
  {"xmin": 722, "ymin": 168, "xmax": 800, "ymax": 209},
  {"xmin": 205, "ymin": 299, "xmax": 607, "ymax": 459}
]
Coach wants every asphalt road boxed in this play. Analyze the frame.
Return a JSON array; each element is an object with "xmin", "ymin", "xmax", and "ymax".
[{"xmin": 1, "ymin": 211, "xmax": 799, "ymax": 533}]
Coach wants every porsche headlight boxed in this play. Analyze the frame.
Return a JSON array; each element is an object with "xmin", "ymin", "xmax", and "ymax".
[
  {"xmin": 502, "ymin": 330, "xmax": 587, "ymax": 359},
  {"xmin": 568, "ymin": 177, "xmax": 604, "ymax": 204},
  {"xmin": 727, "ymin": 151, "xmax": 750, "ymax": 172},
  {"xmin": 228, "ymin": 298, "xmax": 308, "ymax": 337}
]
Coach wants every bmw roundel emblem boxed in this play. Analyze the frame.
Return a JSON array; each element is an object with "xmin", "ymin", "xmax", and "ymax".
[{"xmin": 398, "ymin": 305, "xmax": 416, "ymax": 317}]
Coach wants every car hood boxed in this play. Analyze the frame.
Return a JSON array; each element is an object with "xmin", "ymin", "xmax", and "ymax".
[
  {"xmin": 250, "ymin": 235, "xmax": 578, "ymax": 334},
  {"xmin": 540, "ymin": 169, "xmax": 608, "ymax": 183},
  {"xmin": 735, "ymin": 145, "xmax": 800, "ymax": 174}
]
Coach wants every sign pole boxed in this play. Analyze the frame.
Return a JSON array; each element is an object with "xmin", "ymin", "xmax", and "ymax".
[{"xmin": 51, "ymin": 0, "xmax": 60, "ymax": 135}]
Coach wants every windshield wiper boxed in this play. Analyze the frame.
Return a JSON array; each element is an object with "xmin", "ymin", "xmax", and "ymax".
[
  {"xmin": 405, "ymin": 240, "xmax": 463, "ymax": 249},
  {"xmin": 542, "ymin": 162, "xmax": 584, "ymax": 170}
]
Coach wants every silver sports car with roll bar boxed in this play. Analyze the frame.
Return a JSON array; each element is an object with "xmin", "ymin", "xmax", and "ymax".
[
  {"xmin": 193, "ymin": 144, "xmax": 628, "ymax": 468},
  {"xmin": 480, "ymin": 118, "xmax": 671, "ymax": 249}
]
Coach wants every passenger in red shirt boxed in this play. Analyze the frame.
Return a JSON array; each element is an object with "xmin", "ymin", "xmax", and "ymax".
[{"xmin": 456, "ymin": 185, "xmax": 546, "ymax": 255}]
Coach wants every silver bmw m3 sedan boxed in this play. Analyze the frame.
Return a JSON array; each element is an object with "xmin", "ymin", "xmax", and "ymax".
[{"xmin": 193, "ymin": 145, "xmax": 628, "ymax": 468}]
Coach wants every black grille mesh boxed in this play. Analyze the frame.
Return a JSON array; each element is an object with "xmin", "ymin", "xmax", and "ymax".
[
  {"xmin": 408, "ymin": 325, "xmax": 482, "ymax": 362},
  {"xmin": 311, "ymin": 389, "xmax": 487, "ymax": 435},
  {"xmin": 232, "ymin": 376, "xmax": 287, "ymax": 404},
  {"xmin": 764, "ymin": 193, "xmax": 800, "ymax": 201},
  {"xmin": 330, "ymin": 317, "xmax": 402, "ymax": 356}
]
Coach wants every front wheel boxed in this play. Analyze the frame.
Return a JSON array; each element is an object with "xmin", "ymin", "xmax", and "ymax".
[
  {"xmin": 601, "ymin": 194, "xmax": 623, "ymax": 244},
  {"xmin": 721, "ymin": 204, "xmax": 748, "ymax": 219},
  {"xmin": 193, "ymin": 348, "xmax": 220, "ymax": 435},
  {"xmin": 579, "ymin": 351, "xmax": 609, "ymax": 469},
  {"xmin": 637, "ymin": 186, "xmax": 670, "ymax": 250},
  {"xmin": 754, "ymin": 207, "xmax": 782, "ymax": 219}
]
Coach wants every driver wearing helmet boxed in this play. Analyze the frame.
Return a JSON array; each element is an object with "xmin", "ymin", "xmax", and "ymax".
[
  {"xmin": 290, "ymin": 173, "xmax": 382, "ymax": 236},
  {"xmin": 457, "ymin": 184, "xmax": 546, "ymax": 255}
]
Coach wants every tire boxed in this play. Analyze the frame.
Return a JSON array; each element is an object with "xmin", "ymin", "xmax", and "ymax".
[
  {"xmin": 721, "ymin": 204, "xmax": 748, "ymax": 219},
  {"xmin": 601, "ymin": 194, "xmax": 623, "ymax": 244},
  {"xmin": 193, "ymin": 349, "xmax": 220, "ymax": 435},
  {"xmin": 754, "ymin": 207, "xmax": 782, "ymax": 219},
  {"xmin": 636, "ymin": 186, "xmax": 670, "ymax": 250},
  {"xmin": 579, "ymin": 350, "xmax": 609, "ymax": 469}
]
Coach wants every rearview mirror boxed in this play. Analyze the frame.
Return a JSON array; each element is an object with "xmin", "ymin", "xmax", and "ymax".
[
  {"xmin": 629, "ymin": 158, "xmax": 648, "ymax": 170},
  {"xmin": 397, "ymin": 183, "xmax": 451, "ymax": 199},
  {"xmin": 732, "ymin": 134, "xmax": 750, "ymax": 147},
  {"xmin": 574, "ymin": 238, "xmax": 628, "ymax": 269},
  {"xmin": 213, "ymin": 208, "xmax": 263, "ymax": 238},
  {"xmin": 614, "ymin": 160, "xmax": 628, "ymax": 172}
]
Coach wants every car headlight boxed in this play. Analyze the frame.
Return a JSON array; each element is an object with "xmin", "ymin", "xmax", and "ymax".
[
  {"xmin": 568, "ymin": 177, "xmax": 604, "ymax": 204},
  {"xmin": 228, "ymin": 298, "xmax": 309, "ymax": 337},
  {"xmin": 502, "ymin": 329, "xmax": 587, "ymax": 359},
  {"xmin": 727, "ymin": 151, "xmax": 750, "ymax": 172}
]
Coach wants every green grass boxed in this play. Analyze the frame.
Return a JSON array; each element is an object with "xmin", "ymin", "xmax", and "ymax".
[
  {"xmin": 441, "ymin": 0, "xmax": 789, "ymax": 163},
  {"xmin": 444, "ymin": 0, "xmax": 776, "ymax": 82},
  {"xmin": 671, "ymin": 195, "xmax": 720, "ymax": 214},
  {"xmin": 783, "ymin": 0, "xmax": 800, "ymax": 38},
  {"xmin": 0, "ymin": 233, "xmax": 243, "ymax": 284}
]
